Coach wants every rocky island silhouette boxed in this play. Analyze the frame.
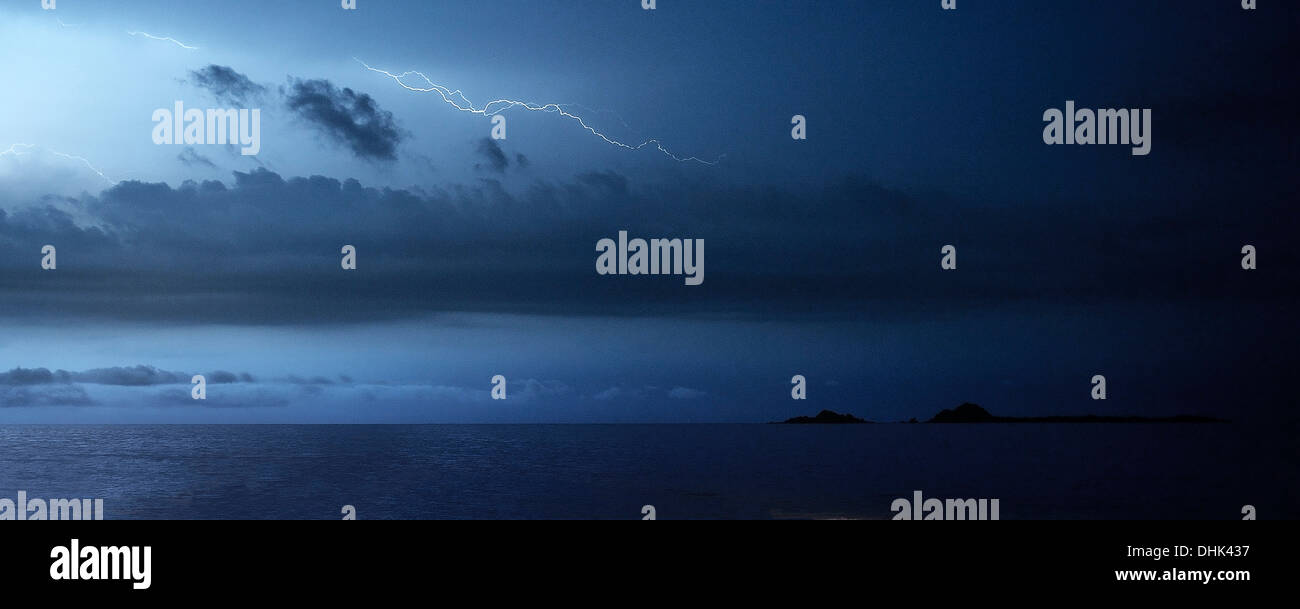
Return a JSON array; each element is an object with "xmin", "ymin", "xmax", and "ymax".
[{"xmin": 777, "ymin": 402, "xmax": 1225, "ymax": 424}]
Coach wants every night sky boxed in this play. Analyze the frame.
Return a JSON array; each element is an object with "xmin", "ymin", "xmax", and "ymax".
[{"xmin": 0, "ymin": 0, "xmax": 1295, "ymax": 423}]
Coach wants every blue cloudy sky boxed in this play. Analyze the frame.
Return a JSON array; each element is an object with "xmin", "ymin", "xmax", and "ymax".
[{"xmin": 0, "ymin": 0, "xmax": 1295, "ymax": 422}]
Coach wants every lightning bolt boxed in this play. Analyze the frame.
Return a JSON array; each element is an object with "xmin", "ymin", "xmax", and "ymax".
[
  {"xmin": 555, "ymin": 103, "xmax": 640, "ymax": 137},
  {"xmin": 2, "ymin": 144, "xmax": 120, "ymax": 185},
  {"xmin": 127, "ymin": 31, "xmax": 199, "ymax": 50},
  {"xmin": 356, "ymin": 58, "xmax": 721, "ymax": 165}
]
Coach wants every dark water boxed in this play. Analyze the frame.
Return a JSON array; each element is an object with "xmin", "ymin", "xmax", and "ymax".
[{"xmin": 0, "ymin": 423, "xmax": 1294, "ymax": 519}]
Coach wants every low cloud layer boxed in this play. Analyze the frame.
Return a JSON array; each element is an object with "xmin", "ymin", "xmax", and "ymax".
[
  {"xmin": 0, "ymin": 166, "xmax": 1294, "ymax": 325},
  {"xmin": 594, "ymin": 385, "xmax": 707, "ymax": 401},
  {"xmin": 0, "ymin": 364, "xmax": 623, "ymax": 421},
  {"xmin": 0, "ymin": 365, "xmax": 249, "ymax": 387}
]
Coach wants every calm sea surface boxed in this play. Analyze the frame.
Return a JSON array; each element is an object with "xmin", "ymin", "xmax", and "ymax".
[{"xmin": 0, "ymin": 423, "xmax": 1294, "ymax": 519}]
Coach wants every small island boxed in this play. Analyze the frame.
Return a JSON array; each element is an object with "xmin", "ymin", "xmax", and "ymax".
[
  {"xmin": 928, "ymin": 402, "xmax": 1225, "ymax": 423},
  {"xmin": 776, "ymin": 402, "xmax": 1226, "ymax": 424},
  {"xmin": 778, "ymin": 409, "xmax": 870, "ymax": 424}
]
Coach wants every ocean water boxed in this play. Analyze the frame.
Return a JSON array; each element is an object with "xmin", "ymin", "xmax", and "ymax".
[{"xmin": 0, "ymin": 423, "xmax": 1294, "ymax": 519}]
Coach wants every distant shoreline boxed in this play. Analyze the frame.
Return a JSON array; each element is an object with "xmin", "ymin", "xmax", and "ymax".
[{"xmin": 776, "ymin": 404, "xmax": 1228, "ymax": 425}]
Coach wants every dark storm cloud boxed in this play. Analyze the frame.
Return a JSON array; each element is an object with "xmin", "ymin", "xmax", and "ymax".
[
  {"xmin": 474, "ymin": 138, "xmax": 509, "ymax": 173},
  {"xmin": 283, "ymin": 78, "xmax": 404, "ymax": 161},
  {"xmin": 68, "ymin": 365, "xmax": 189, "ymax": 386},
  {"xmin": 0, "ymin": 367, "xmax": 58, "ymax": 385},
  {"xmin": 207, "ymin": 370, "xmax": 243, "ymax": 384},
  {"xmin": 188, "ymin": 65, "xmax": 267, "ymax": 106},
  {"xmin": 471, "ymin": 139, "xmax": 528, "ymax": 173},
  {"xmin": 0, "ymin": 366, "xmax": 252, "ymax": 386},
  {"xmin": 0, "ymin": 166, "xmax": 1295, "ymax": 324},
  {"xmin": 0, "ymin": 385, "xmax": 93, "ymax": 407}
]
